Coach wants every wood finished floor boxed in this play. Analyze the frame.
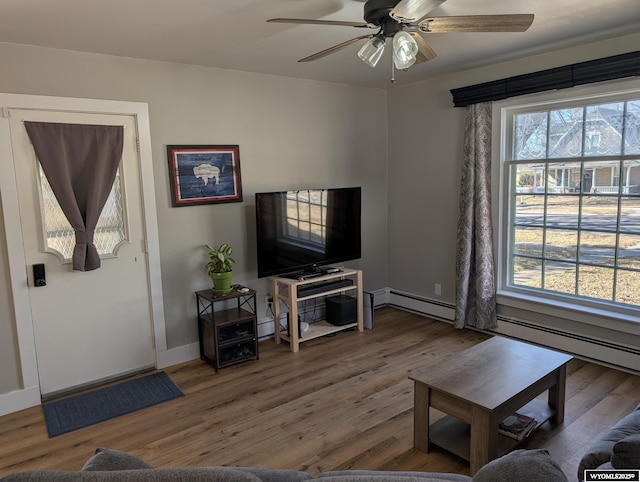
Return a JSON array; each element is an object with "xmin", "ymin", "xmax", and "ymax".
[{"xmin": 0, "ymin": 307, "xmax": 638, "ymax": 479}]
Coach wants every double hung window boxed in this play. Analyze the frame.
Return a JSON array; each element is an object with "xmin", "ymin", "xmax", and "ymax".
[{"xmin": 501, "ymin": 90, "xmax": 640, "ymax": 310}]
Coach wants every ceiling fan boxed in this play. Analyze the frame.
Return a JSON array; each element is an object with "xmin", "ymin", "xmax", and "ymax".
[{"xmin": 268, "ymin": 0, "xmax": 534, "ymax": 74}]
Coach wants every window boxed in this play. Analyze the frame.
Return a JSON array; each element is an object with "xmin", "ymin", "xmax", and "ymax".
[
  {"xmin": 39, "ymin": 165, "xmax": 127, "ymax": 262},
  {"xmin": 502, "ymin": 92, "xmax": 640, "ymax": 309}
]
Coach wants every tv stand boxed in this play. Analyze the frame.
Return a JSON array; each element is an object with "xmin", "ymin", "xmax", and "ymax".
[{"xmin": 272, "ymin": 269, "xmax": 364, "ymax": 352}]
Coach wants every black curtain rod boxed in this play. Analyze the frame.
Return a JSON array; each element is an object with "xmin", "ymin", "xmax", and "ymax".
[{"xmin": 450, "ymin": 51, "xmax": 640, "ymax": 108}]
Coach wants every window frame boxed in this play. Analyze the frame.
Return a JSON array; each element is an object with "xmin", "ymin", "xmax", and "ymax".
[{"xmin": 494, "ymin": 79, "xmax": 640, "ymax": 328}]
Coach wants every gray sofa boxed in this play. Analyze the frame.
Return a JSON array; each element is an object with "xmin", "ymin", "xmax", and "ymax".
[
  {"xmin": 1, "ymin": 446, "xmax": 568, "ymax": 482},
  {"xmin": 578, "ymin": 403, "xmax": 640, "ymax": 481}
]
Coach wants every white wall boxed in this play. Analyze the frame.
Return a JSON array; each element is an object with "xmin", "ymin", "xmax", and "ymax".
[
  {"xmin": 387, "ymin": 33, "xmax": 640, "ymax": 372},
  {"xmin": 0, "ymin": 42, "xmax": 389, "ymax": 398}
]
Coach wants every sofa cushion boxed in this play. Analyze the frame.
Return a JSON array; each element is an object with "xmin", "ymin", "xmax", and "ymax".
[
  {"xmin": 578, "ymin": 405, "xmax": 640, "ymax": 477},
  {"xmin": 611, "ymin": 433, "xmax": 640, "ymax": 469},
  {"xmin": 318, "ymin": 477, "xmax": 467, "ymax": 482},
  {"xmin": 232, "ymin": 467, "xmax": 314, "ymax": 481},
  {"xmin": 76, "ymin": 448, "xmax": 312, "ymax": 481},
  {"xmin": 81, "ymin": 447, "xmax": 152, "ymax": 471},
  {"xmin": 319, "ymin": 471, "xmax": 471, "ymax": 481},
  {"xmin": 472, "ymin": 449, "xmax": 568, "ymax": 482},
  {"xmin": 1, "ymin": 468, "xmax": 263, "ymax": 481}
]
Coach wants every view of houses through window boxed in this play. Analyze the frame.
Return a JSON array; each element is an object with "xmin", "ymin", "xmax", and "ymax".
[{"xmin": 504, "ymin": 95, "xmax": 640, "ymax": 308}]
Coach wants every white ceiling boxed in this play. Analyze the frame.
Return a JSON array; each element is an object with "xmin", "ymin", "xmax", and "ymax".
[{"xmin": 0, "ymin": 0, "xmax": 638, "ymax": 89}]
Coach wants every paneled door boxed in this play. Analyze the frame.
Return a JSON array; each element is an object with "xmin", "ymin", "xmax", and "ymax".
[{"xmin": 8, "ymin": 109, "xmax": 155, "ymax": 398}]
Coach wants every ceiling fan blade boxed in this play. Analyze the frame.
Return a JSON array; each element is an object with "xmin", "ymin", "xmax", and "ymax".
[
  {"xmin": 390, "ymin": 0, "xmax": 447, "ymax": 23},
  {"xmin": 267, "ymin": 18, "xmax": 374, "ymax": 29},
  {"xmin": 409, "ymin": 33, "xmax": 437, "ymax": 64},
  {"xmin": 298, "ymin": 35, "xmax": 374, "ymax": 62},
  {"xmin": 419, "ymin": 14, "xmax": 535, "ymax": 33}
]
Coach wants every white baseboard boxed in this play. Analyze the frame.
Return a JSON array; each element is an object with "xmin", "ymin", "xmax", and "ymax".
[
  {"xmin": 496, "ymin": 316, "xmax": 640, "ymax": 375},
  {"xmin": 155, "ymin": 343, "xmax": 200, "ymax": 369},
  {"xmin": 258, "ymin": 315, "xmax": 279, "ymax": 339},
  {"xmin": 389, "ymin": 289, "xmax": 455, "ymax": 321},
  {"xmin": 368, "ymin": 288, "xmax": 390, "ymax": 307},
  {"xmin": 0, "ymin": 385, "xmax": 41, "ymax": 416},
  {"xmin": 389, "ymin": 289, "xmax": 639, "ymax": 375}
]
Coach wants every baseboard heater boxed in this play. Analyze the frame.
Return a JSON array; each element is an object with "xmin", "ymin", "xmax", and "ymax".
[
  {"xmin": 297, "ymin": 279, "xmax": 353, "ymax": 297},
  {"xmin": 388, "ymin": 289, "xmax": 639, "ymax": 374}
]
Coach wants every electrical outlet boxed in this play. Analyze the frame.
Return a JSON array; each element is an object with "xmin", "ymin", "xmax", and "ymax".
[{"xmin": 435, "ymin": 283, "xmax": 442, "ymax": 296}]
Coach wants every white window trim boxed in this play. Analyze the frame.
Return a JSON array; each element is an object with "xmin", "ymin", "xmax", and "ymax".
[{"xmin": 492, "ymin": 78, "xmax": 640, "ymax": 335}]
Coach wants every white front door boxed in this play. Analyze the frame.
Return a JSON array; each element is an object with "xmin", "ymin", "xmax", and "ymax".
[{"xmin": 8, "ymin": 108, "xmax": 155, "ymax": 397}]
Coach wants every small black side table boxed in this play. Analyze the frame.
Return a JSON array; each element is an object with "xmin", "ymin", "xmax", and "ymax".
[{"xmin": 195, "ymin": 288, "xmax": 258, "ymax": 371}]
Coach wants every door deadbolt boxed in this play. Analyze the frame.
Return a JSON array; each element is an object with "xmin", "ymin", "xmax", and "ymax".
[{"xmin": 33, "ymin": 263, "xmax": 46, "ymax": 287}]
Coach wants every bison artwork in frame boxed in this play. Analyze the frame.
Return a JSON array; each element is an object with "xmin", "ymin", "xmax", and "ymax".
[{"xmin": 167, "ymin": 144, "xmax": 243, "ymax": 207}]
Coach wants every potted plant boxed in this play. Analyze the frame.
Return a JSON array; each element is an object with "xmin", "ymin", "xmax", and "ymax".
[{"xmin": 206, "ymin": 243, "xmax": 235, "ymax": 295}]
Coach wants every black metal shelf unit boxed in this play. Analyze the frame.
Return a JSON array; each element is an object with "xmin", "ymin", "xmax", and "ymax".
[{"xmin": 195, "ymin": 288, "xmax": 258, "ymax": 371}]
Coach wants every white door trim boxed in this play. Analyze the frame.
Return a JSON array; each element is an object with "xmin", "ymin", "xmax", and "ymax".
[{"xmin": 0, "ymin": 94, "xmax": 167, "ymax": 415}]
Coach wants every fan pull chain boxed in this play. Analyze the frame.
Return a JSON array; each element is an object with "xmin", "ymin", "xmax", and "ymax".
[{"xmin": 391, "ymin": 56, "xmax": 396, "ymax": 83}]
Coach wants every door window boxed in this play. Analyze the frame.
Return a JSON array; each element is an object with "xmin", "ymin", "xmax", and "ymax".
[{"xmin": 38, "ymin": 165, "xmax": 127, "ymax": 262}]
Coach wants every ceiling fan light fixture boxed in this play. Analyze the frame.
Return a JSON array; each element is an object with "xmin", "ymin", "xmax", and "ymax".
[
  {"xmin": 392, "ymin": 31, "xmax": 418, "ymax": 70},
  {"xmin": 357, "ymin": 36, "xmax": 385, "ymax": 68}
]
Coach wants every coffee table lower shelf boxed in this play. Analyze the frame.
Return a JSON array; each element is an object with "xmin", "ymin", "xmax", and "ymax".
[{"xmin": 428, "ymin": 398, "xmax": 553, "ymax": 462}]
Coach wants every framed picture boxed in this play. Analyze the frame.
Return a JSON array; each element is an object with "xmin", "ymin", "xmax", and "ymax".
[{"xmin": 167, "ymin": 145, "xmax": 243, "ymax": 207}]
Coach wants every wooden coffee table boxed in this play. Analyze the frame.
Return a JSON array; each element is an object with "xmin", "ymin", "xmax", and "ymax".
[{"xmin": 409, "ymin": 336, "xmax": 572, "ymax": 475}]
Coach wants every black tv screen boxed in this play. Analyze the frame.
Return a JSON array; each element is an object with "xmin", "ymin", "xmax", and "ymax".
[{"xmin": 255, "ymin": 187, "xmax": 361, "ymax": 278}]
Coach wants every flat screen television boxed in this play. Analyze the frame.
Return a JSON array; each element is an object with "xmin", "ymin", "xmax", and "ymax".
[{"xmin": 255, "ymin": 187, "xmax": 361, "ymax": 278}]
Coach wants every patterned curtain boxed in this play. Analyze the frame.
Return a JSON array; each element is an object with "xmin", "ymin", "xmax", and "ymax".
[
  {"xmin": 24, "ymin": 122, "xmax": 124, "ymax": 272},
  {"xmin": 454, "ymin": 102, "xmax": 497, "ymax": 330}
]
